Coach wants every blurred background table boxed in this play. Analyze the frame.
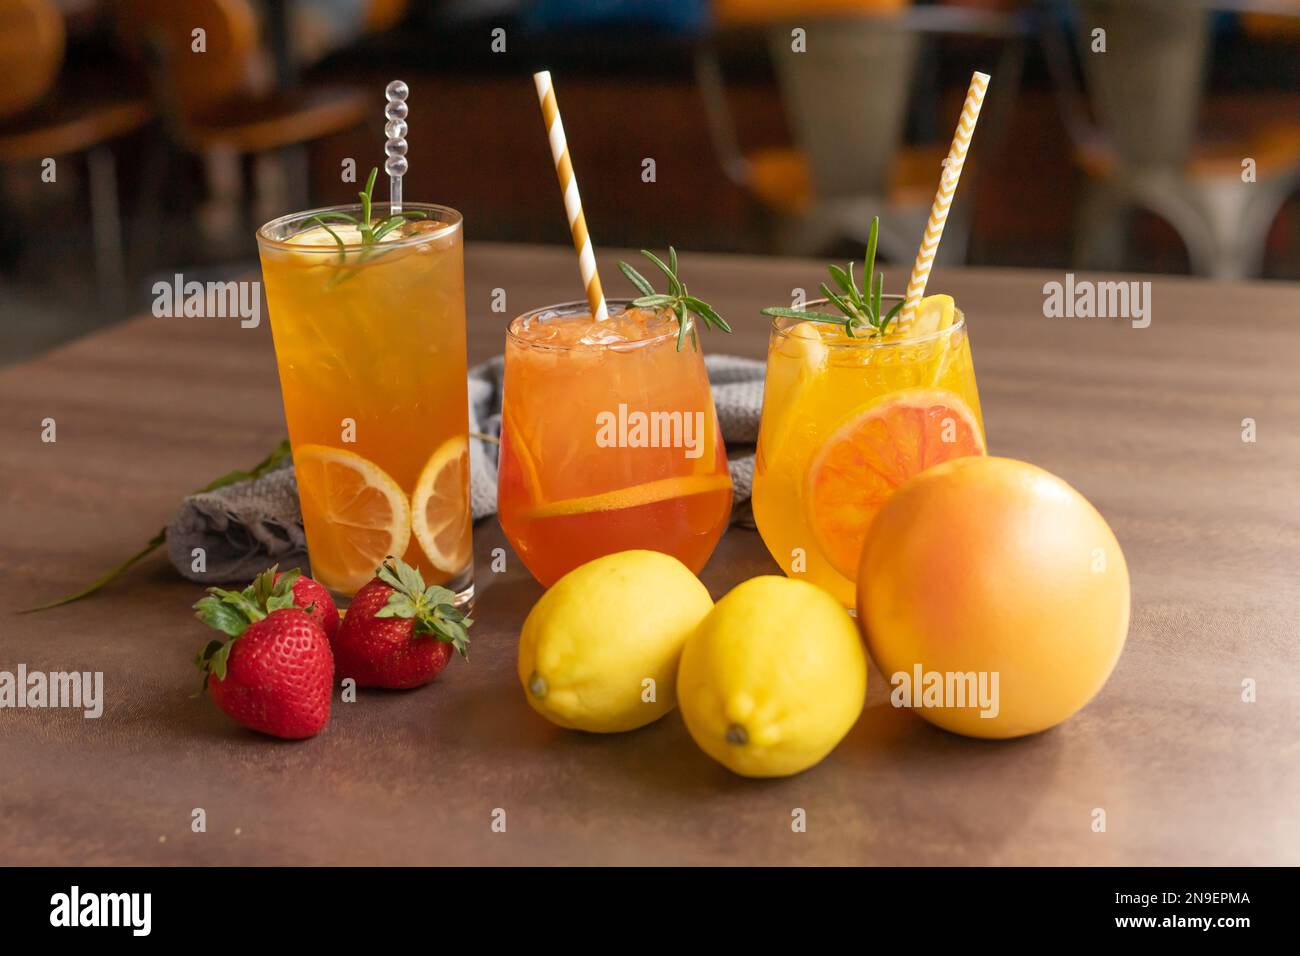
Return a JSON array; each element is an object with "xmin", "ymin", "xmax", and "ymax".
[
  {"xmin": 6, "ymin": 0, "xmax": 1300, "ymax": 366},
  {"xmin": 1, "ymin": 243, "xmax": 1297, "ymax": 865}
]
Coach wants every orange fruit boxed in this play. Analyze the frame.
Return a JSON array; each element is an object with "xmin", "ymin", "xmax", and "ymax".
[
  {"xmin": 806, "ymin": 388, "xmax": 985, "ymax": 579},
  {"xmin": 857, "ymin": 456, "xmax": 1130, "ymax": 738},
  {"xmin": 293, "ymin": 445, "xmax": 411, "ymax": 594},
  {"xmin": 411, "ymin": 436, "xmax": 472, "ymax": 573}
]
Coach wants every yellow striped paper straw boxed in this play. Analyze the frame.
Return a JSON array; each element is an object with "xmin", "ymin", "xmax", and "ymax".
[
  {"xmin": 533, "ymin": 70, "xmax": 608, "ymax": 321},
  {"xmin": 899, "ymin": 71, "xmax": 990, "ymax": 328}
]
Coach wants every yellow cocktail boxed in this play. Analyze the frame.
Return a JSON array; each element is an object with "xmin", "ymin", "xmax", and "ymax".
[
  {"xmin": 257, "ymin": 201, "xmax": 472, "ymax": 604},
  {"xmin": 752, "ymin": 294, "xmax": 985, "ymax": 608}
]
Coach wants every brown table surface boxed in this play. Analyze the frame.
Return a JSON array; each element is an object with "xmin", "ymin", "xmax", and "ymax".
[{"xmin": 2, "ymin": 242, "xmax": 1298, "ymax": 866}]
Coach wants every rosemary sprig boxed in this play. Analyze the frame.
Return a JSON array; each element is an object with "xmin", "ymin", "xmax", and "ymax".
[
  {"xmin": 617, "ymin": 247, "xmax": 732, "ymax": 352},
  {"xmin": 305, "ymin": 167, "xmax": 428, "ymax": 286},
  {"xmin": 761, "ymin": 216, "xmax": 903, "ymax": 338},
  {"xmin": 20, "ymin": 441, "xmax": 293, "ymax": 613}
]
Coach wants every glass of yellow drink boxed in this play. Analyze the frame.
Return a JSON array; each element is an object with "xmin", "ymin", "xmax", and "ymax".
[
  {"xmin": 497, "ymin": 299, "xmax": 733, "ymax": 587},
  {"xmin": 256, "ymin": 202, "xmax": 472, "ymax": 605},
  {"xmin": 751, "ymin": 294, "xmax": 985, "ymax": 608}
]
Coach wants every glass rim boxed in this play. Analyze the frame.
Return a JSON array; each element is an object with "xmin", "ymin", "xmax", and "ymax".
[
  {"xmin": 255, "ymin": 201, "xmax": 463, "ymax": 251},
  {"xmin": 769, "ymin": 295, "xmax": 965, "ymax": 349},
  {"xmin": 506, "ymin": 297, "xmax": 681, "ymax": 352}
]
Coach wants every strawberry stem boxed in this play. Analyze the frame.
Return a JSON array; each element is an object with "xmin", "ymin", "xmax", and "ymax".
[{"xmin": 373, "ymin": 557, "xmax": 472, "ymax": 658}]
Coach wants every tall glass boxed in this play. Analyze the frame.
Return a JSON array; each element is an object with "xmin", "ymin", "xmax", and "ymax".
[
  {"xmin": 256, "ymin": 204, "xmax": 472, "ymax": 606},
  {"xmin": 497, "ymin": 298, "xmax": 733, "ymax": 586},
  {"xmin": 752, "ymin": 295, "xmax": 985, "ymax": 608}
]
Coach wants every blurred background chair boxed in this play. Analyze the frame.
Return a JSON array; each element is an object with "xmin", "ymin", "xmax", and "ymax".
[
  {"xmin": 696, "ymin": 0, "xmax": 1027, "ymax": 263},
  {"xmin": 5, "ymin": 0, "xmax": 1300, "ymax": 368},
  {"xmin": 0, "ymin": 0, "xmax": 152, "ymax": 304},
  {"xmin": 1046, "ymin": 0, "xmax": 1300, "ymax": 278},
  {"xmin": 113, "ymin": 0, "xmax": 375, "ymax": 257}
]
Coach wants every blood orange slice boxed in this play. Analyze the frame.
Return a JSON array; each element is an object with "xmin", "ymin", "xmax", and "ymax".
[{"xmin": 806, "ymin": 388, "xmax": 985, "ymax": 579}]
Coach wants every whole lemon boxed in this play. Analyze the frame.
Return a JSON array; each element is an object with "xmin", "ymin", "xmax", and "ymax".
[
  {"xmin": 518, "ymin": 550, "xmax": 714, "ymax": 732},
  {"xmin": 858, "ymin": 456, "xmax": 1129, "ymax": 739},
  {"xmin": 677, "ymin": 576, "xmax": 866, "ymax": 777}
]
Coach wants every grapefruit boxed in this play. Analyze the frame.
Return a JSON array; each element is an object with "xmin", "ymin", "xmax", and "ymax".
[{"xmin": 857, "ymin": 456, "xmax": 1130, "ymax": 738}]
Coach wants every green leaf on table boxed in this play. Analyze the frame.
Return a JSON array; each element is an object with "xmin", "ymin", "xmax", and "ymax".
[{"xmin": 20, "ymin": 440, "xmax": 293, "ymax": 613}]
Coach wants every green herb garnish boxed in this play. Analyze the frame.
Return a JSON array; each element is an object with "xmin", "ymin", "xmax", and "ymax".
[
  {"xmin": 21, "ymin": 441, "xmax": 294, "ymax": 613},
  {"xmin": 617, "ymin": 247, "xmax": 732, "ymax": 352},
  {"xmin": 761, "ymin": 216, "xmax": 903, "ymax": 338},
  {"xmin": 306, "ymin": 167, "xmax": 427, "ymax": 285}
]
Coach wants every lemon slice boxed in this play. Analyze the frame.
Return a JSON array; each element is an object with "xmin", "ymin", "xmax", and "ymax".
[
  {"xmin": 287, "ymin": 223, "xmax": 407, "ymax": 247},
  {"xmin": 905, "ymin": 294, "xmax": 956, "ymax": 336},
  {"xmin": 293, "ymin": 445, "xmax": 411, "ymax": 594},
  {"xmin": 525, "ymin": 473, "xmax": 733, "ymax": 520},
  {"xmin": 411, "ymin": 436, "xmax": 472, "ymax": 573},
  {"xmin": 758, "ymin": 321, "xmax": 827, "ymax": 467}
]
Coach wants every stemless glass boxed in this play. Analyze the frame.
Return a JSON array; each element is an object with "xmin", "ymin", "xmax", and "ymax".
[
  {"xmin": 256, "ymin": 203, "xmax": 472, "ymax": 607},
  {"xmin": 751, "ymin": 295, "xmax": 985, "ymax": 608},
  {"xmin": 497, "ymin": 298, "xmax": 733, "ymax": 587}
]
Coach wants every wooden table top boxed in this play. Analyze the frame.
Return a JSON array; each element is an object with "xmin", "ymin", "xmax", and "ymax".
[{"xmin": 2, "ymin": 242, "xmax": 1297, "ymax": 865}]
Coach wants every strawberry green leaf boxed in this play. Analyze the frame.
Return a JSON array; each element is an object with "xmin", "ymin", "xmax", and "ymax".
[
  {"xmin": 422, "ymin": 585, "xmax": 458, "ymax": 606},
  {"xmin": 207, "ymin": 640, "xmax": 234, "ymax": 682},
  {"xmin": 266, "ymin": 591, "xmax": 297, "ymax": 613},
  {"xmin": 372, "ymin": 557, "xmax": 473, "ymax": 657},
  {"xmin": 194, "ymin": 639, "xmax": 224, "ymax": 670},
  {"xmin": 210, "ymin": 587, "xmax": 265, "ymax": 623},
  {"xmin": 375, "ymin": 593, "xmax": 419, "ymax": 619},
  {"xmin": 193, "ymin": 595, "xmax": 249, "ymax": 638},
  {"xmin": 193, "ymin": 635, "xmax": 235, "ymax": 691}
]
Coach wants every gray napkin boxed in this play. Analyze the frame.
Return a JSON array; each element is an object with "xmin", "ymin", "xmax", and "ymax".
[{"xmin": 169, "ymin": 354, "xmax": 765, "ymax": 584}]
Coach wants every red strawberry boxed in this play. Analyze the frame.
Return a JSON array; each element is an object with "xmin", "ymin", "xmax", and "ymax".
[
  {"xmin": 334, "ymin": 556, "xmax": 471, "ymax": 689},
  {"xmin": 193, "ymin": 571, "xmax": 334, "ymax": 739},
  {"xmin": 275, "ymin": 569, "xmax": 339, "ymax": 640}
]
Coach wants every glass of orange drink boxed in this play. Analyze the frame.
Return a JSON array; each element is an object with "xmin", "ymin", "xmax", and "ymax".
[
  {"xmin": 256, "ymin": 198, "xmax": 472, "ymax": 606},
  {"xmin": 496, "ymin": 298, "xmax": 733, "ymax": 587},
  {"xmin": 752, "ymin": 292, "xmax": 986, "ymax": 608}
]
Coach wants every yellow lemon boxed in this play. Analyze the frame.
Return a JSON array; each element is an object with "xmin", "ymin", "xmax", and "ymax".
[
  {"xmin": 518, "ymin": 550, "xmax": 714, "ymax": 732},
  {"xmin": 677, "ymin": 576, "xmax": 866, "ymax": 777}
]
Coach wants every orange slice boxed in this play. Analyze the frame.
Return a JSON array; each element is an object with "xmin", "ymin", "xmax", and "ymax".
[
  {"xmin": 293, "ymin": 445, "xmax": 411, "ymax": 593},
  {"xmin": 411, "ymin": 436, "xmax": 473, "ymax": 573},
  {"xmin": 806, "ymin": 389, "xmax": 985, "ymax": 579},
  {"xmin": 501, "ymin": 401, "xmax": 545, "ymax": 507},
  {"xmin": 524, "ymin": 473, "xmax": 733, "ymax": 520}
]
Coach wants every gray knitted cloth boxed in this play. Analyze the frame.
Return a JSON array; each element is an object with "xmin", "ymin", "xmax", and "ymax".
[{"xmin": 169, "ymin": 354, "xmax": 765, "ymax": 584}]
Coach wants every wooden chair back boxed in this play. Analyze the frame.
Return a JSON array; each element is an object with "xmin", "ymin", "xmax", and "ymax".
[
  {"xmin": 114, "ymin": 0, "xmax": 259, "ymax": 119},
  {"xmin": 0, "ymin": 0, "xmax": 66, "ymax": 120}
]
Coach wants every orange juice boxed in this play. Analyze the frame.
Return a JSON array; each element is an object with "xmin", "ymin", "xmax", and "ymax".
[
  {"xmin": 256, "ymin": 204, "xmax": 472, "ymax": 603},
  {"xmin": 497, "ymin": 299, "xmax": 733, "ymax": 586},
  {"xmin": 752, "ymin": 295, "xmax": 985, "ymax": 608}
]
